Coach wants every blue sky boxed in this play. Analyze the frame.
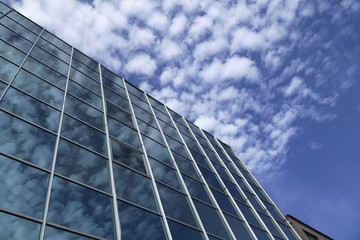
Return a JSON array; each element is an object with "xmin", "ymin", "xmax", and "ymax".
[{"xmin": 4, "ymin": 0, "xmax": 360, "ymax": 239}]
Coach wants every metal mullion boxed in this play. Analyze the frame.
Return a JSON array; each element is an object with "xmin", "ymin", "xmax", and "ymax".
[
  {"xmin": 70, "ymin": 78, "xmax": 103, "ymax": 98},
  {"xmin": 39, "ymin": 46, "xmax": 74, "ymax": 240},
  {"xmin": 66, "ymin": 91, "xmax": 102, "ymax": 112},
  {"xmin": 0, "ymin": 207, "xmax": 42, "ymax": 223},
  {"xmin": 144, "ymin": 93, "xmax": 209, "ymax": 240},
  {"xmin": 72, "ymin": 63, "xmax": 100, "ymax": 83},
  {"xmin": 0, "ymin": 151, "xmax": 51, "ymax": 174},
  {"xmin": 213, "ymin": 138, "xmax": 289, "ymax": 240},
  {"xmin": 164, "ymin": 107, "xmax": 236, "ymax": 240},
  {"xmin": 38, "ymin": 35, "xmax": 70, "ymax": 58},
  {"xmin": 122, "ymin": 79, "xmax": 173, "ymax": 240},
  {"xmin": 34, "ymin": 43, "xmax": 70, "ymax": 66},
  {"xmin": 0, "ymin": 8, "xmax": 12, "ymax": 20},
  {"xmin": 226, "ymin": 146, "xmax": 301, "ymax": 240},
  {"xmin": 46, "ymin": 222, "xmax": 107, "ymax": 240},
  {"xmin": 98, "ymin": 63, "xmax": 121, "ymax": 240},
  {"xmin": 0, "ymin": 28, "xmax": 44, "ymax": 102},
  {"xmin": 182, "ymin": 119, "xmax": 258, "ymax": 240}
]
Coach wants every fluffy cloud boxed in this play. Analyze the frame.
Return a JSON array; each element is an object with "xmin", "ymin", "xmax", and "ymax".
[{"xmin": 125, "ymin": 54, "xmax": 157, "ymax": 75}]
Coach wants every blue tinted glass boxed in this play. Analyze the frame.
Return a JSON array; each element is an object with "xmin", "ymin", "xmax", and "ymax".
[
  {"xmin": 0, "ymin": 110, "xmax": 56, "ymax": 169},
  {"xmin": 68, "ymin": 80, "xmax": 102, "ymax": 109},
  {"xmin": 0, "ymin": 81, "xmax": 6, "ymax": 95},
  {"xmin": 142, "ymin": 135, "xmax": 172, "ymax": 165},
  {"xmin": 37, "ymin": 38, "xmax": 70, "ymax": 63},
  {"xmin": 168, "ymin": 219, "xmax": 204, "ymax": 240},
  {"xmin": 172, "ymin": 151, "xmax": 199, "ymax": 180},
  {"xmin": 0, "ymin": 56, "xmax": 18, "ymax": 83},
  {"xmin": 61, "ymin": 114, "xmax": 106, "ymax": 155},
  {"xmin": 0, "ymin": 87, "xmax": 60, "ymax": 132},
  {"xmin": 1, "ymin": 16, "xmax": 37, "ymax": 42},
  {"xmin": 237, "ymin": 202, "xmax": 262, "ymax": 229},
  {"xmin": 45, "ymin": 226, "xmax": 93, "ymax": 240},
  {"xmin": 71, "ymin": 58, "xmax": 99, "ymax": 81},
  {"xmin": 190, "ymin": 149, "xmax": 210, "ymax": 169},
  {"xmin": 8, "ymin": 11, "xmax": 42, "ymax": 34},
  {"xmin": 48, "ymin": 177, "xmax": 114, "ymax": 239},
  {"xmin": 0, "ymin": 24, "xmax": 32, "ymax": 52},
  {"xmin": 244, "ymin": 191, "xmax": 265, "ymax": 214},
  {"xmin": 165, "ymin": 135, "xmax": 188, "ymax": 156},
  {"xmin": 111, "ymin": 140, "xmax": 146, "ymax": 173},
  {"xmin": 113, "ymin": 163, "xmax": 158, "ymax": 212},
  {"xmin": 73, "ymin": 49, "xmax": 98, "ymax": 71},
  {"xmin": 103, "ymin": 87, "xmax": 130, "ymax": 111},
  {"xmin": 158, "ymin": 120, "xmax": 181, "ymax": 141},
  {"xmin": 198, "ymin": 166, "xmax": 223, "ymax": 191},
  {"xmin": 0, "ymin": 39, "xmax": 26, "ymax": 65},
  {"xmin": 138, "ymin": 119, "xmax": 164, "ymax": 144},
  {"xmin": 193, "ymin": 199, "xmax": 231, "ymax": 240},
  {"xmin": 108, "ymin": 116, "xmax": 140, "ymax": 149},
  {"xmin": 222, "ymin": 179, "xmax": 246, "ymax": 203},
  {"xmin": 132, "ymin": 104, "xmax": 157, "ymax": 126},
  {"xmin": 224, "ymin": 214, "xmax": 253, "ymax": 240},
  {"xmin": 42, "ymin": 30, "xmax": 71, "ymax": 54},
  {"xmin": 0, "ymin": 2, "xmax": 11, "ymax": 13},
  {"xmin": 259, "ymin": 213, "xmax": 283, "ymax": 238},
  {"xmin": 182, "ymin": 174, "xmax": 212, "ymax": 205},
  {"xmin": 56, "ymin": 139, "xmax": 109, "ymax": 192},
  {"xmin": 233, "ymin": 174, "xmax": 251, "ymax": 192},
  {"xmin": 203, "ymin": 147, "xmax": 221, "ymax": 164},
  {"xmin": 149, "ymin": 158, "xmax": 182, "ymax": 191},
  {"xmin": 0, "ymin": 212, "xmax": 40, "ymax": 239},
  {"xmin": 157, "ymin": 183, "xmax": 198, "ymax": 227},
  {"xmin": 212, "ymin": 163, "xmax": 230, "ymax": 180},
  {"xmin": 70, "ymin": 67, "xmax": 100, "ymax": 95},
  {"xmin": 153, "ymin": 107, "xmax": 171, "ymax": 123},
  {"xmin": 30, "ymin": 46, "xmax": 69, "ymax": 76},
  {"xmin": 118, "ymin": 200, "xmax": 167, "ymax": 240},
  {"xmin": 102, "ymin": 77, "xmax": 127, "ymax": 97},
  {"xmin": 278, "ymin": 223, "xmax": 298, "ymax": 240},
  {"xmin": 263, "ymin": 201, "xmax": 284, "ymax": 222},
  {"xmin": 130, "ymin": 93, "xmax": 151, "ymax": 112},
  {"xmin": 126, "ymin": 82, "xmax": 145, "ymax": 100},
  {"xmin": 101, "ymin": 67, "xmax": 124, "ymax": 87},
  {"xmin": 0, "ymin": 155, "xmax": 48, "ymax": 218},
  {"xmin": 12, "ymin": 69, "xmax": 64, "ymax": 109},
  {"xmin": 106, "ymin": 101, "xmax": 133, "ymax": 126},
  {"xmin": 211, "ymin": 189, "xmax": 238, "ymax": 217},
  {"xmin": 251, "ymin": 226, "xmax": 271, "ymax": 239}
]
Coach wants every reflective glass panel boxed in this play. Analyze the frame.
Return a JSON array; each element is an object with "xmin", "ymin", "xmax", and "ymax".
[
  {"xmin": 252, "ymin": 185, "xmax": 271, "ymax": 203},
  {"xmin": 211, "ymin": 189, "xmax": 238, "ymax": 217},
  {"xmin": 30, "ymin": 46, "xmax": 69, "ymax": 76},
  {"xmin": 172, "ymin": 151, "xmax": 199, "ymax": 179},
  {"xmin": 56, "ymin": 139, "xmax": 109, "ymax": 192},
  {"xmin": 113, "ymin": 163, "xmax": 158, "ymax": 211},
  {"xmin": 149, "ymin": 157, "xmax": 182, "ymax": 191},
  {"xmin": 182, "ymin": 134, "xmax": 201, "ymax": 153},
  {"xmin": 0, "ymin": 2, "xmax": 11, "ymax": 13},
  {"xmin": 251, "ymin": 226, "xmax": 271, "ymax": 240},
  {"xmin": 71, "ymin": 58, "xmax": 99, "ymax": 81},
  {"xmin": 42, "ymin": 30, "xmax": 71, "ymax": 54},
  {"xmin": 224, "ymin": 214, "xmax": 254, "ymax": 240},
  {"xmin": 103, "ymin": 87, "xmax": 130, "ymax": 111},
  {"xmin": 130, "ymin": 94, "xmax": 151, "ymax": 112},
  {"xmin": 0, "ymin": 80, "xmax": 6, "ymax": 95},
  {"xmin": 158, "ymin": 120, "xmax": 181, "ymax": 141},
  {"xmin": 118, "ymin": 200, "xmax": 166, "ymax": 240},
  {"xmin": 106, "ymin": 101, "xmax": 133, "ymax": 126},
  {"xmin": 259, "ymin": 213, "xmax": 283, "ymax": 238},
  {"xmin": 263, "ymin": 201, "xmax": 284, "ymax": 222},
  {"xmin": 142, "ymin": 135, "xmax": 172, "ymax": 165},
  {"xmin": 0, "ymin": 212, "xmax": 40, "ymax": 239},
  {"xmin": 0, "ymin": 24, "xmax": 32, "ymax": 52},
  {"xmin": 153, "ymin": 107, "xmax": 171, "ymax": 123},
  {"xmin": 0, "ymin": 155, "xmax": 48, "ymax": 218},
  {"xmin": 68, "ymin": 80, "xmax": 102, "ymax": 109},
  {"xmin": 23, "ymin": 56, "xmax": 67, "ymax": 89},
  {"xmin": 137, "ymin": 119, "xmax": 164, "ymax": 144},
  {"xmin": 37, "ymin": 38, "xmax": 70, "ymax": 63},
  {"xmin": 175, "ymin": 121, "xmax": 193, "ymax": 137},
  {"xmin": 190, "ymin": 149, "xmax": 210, "ymax": 169},
  {"xmin": 233, "ymin": 174, "xmax": 251, "ymax": 192},
  {"xmin": 65, "ymin": 94, "xmax": 103, "ymax": 130},
  {"xmin": 0, "ymin": 56, "xmax": 18, "ymax": 83},
  {"xmin": 203, "ymin": 147, "xmax": 220, "ymax": 164},
  {"xmin": 108, "ymin": 116, "xmax": 140, "ymax": 149},
  {"xmin": 101, "ymin": 67, "xmax": 124, "ymax": 87},
  {"xmin": 0, "ymin": 87, "xmax": 60, "ymax": 132},
  {"xmin": 182, "ymin": 174, "xmax": 212, "ymax": 205},
  {"xmin": 168, "ymin": 219, "xmax": 204, "ymax": 240},
  {"xmin": 165, "ymin": 135, "xmax": 188, "ymax": 157},
  {"xmin": 70, "ymin": 67, "xmax": 100, "ymax": 95},
  {"xmin": 198, "ymin": 166, "xmax": 223, "ymax": 191},
  {"xmin": 157, "ymin": 183, "xmax": 198, "ymax": 227},
  {"xmin": 0, "ymin": 110, "xmax": 56, "ymax": 169},
  {"xmin": 0, "ymin": 39, "xmax": 26, "ymax": 65},
  {"xmin": 44, "ymin": 226, "xmax": 93, "ymax": 240},
  {"xmin": 102, "ymin": 78, "xmax": 126, "ymax": 97},
  {"xmin": 148, "ymin": 96, "xmax": 167, "ymax": 113},
  {"xmin": 237, "ymin": 202, "xmax": 262, "ymax": 229},
  {"xmin": 0, "ymin": 16, "xmax": 37, "ymax": 42},
  {"xmin": 212, "ymin": 163, "xmax": 230, "ymax": 181},
  {"xmin": 244, "ymin": 191, "xmax": 265, "ymax": 214},
  {"xmin": 8, "ymin": 11, "xmax": 42, "ymax": 34},
  {"xmin": 74, "ymin": 49, "xmax": 98, "ymax": 71},
  {"xmin": 61, "ymin": 114, "xmax": 106, "ymax": 155},
  {"xmin": 48, "ymin": 177, "xmax": 114, "ymax": 239},
  {"xmin": 12, "ymin": 69, "xmax": 64, "ymax": 109},
  {"xmin": 278, "ymin": 223, "xmax": 298, "ymax": 240},
  {"xmin": 193, "ymin": 199, "xmax": 231, "ymax": 240},
  {"xmin": 132, "ymin": 104, "xmax": 157, "ymax": 127},
  {"xmin": 126, "ymin": 82, "xmax": 145, "ymax": 100},
  {"xmin": 222, "ymin": 179, "xmax": 246, "ymax": 203},
  {"xmin": 111, "ymin": 139, "xmax": 146, "ymax": 173}
]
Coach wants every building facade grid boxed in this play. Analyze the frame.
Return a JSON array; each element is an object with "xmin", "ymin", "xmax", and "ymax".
[{"xmin": 0, "ymin": 1, "xmax": 300, "ymax": 240}]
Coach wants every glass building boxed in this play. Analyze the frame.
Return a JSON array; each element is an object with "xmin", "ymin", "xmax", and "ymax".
[{"xmin": 0, "ymin": 2, "xmax": 300, "ymax": 240}]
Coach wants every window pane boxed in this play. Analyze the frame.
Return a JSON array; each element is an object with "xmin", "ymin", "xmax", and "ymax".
[
  {"xmin": 222, "ymin": 179, "xmax": 246, "ymax": 204},
  {"xmin": 118, "ymin": 200, "xmax": 166, "ymax": 240},
  {"xmin": 0, "ymin": 56, "xmax": 18, "ymax": 83},
  {"xmin": 23, "ymin": 57, "xmax": 67, "ymax": 89},
  {"xmin": 113, "ymin": 163, "xmax": 158, "ymax": 212},
  {"xmin": 0, "ymin": 80, "xmax": 6, "ymax": 95},
  {"xmin": 168, "ymin": 219, "xmax": 204, "ymax": 240},
  {"xmin": 132, "ymin": 104, "xmax": 157, "ymax": 126},
  {"xmin": 67, "ymin": 80, "xmax": 102, "ymax": 109},
  {"xmin": 56, "ymin": 139, "xmax": 109, "ymax": 192},
  {"xmin": 278, "ymin": 223, "xmax": 298, "ymax": 240},
  {"xmin": 106, "ymin": 101, "xmax": 133, "ymax": 126},
  {"xmin": 153, "ymin": 107, "xmax": 171, "ymax": 123},
  {"xmin": 65, "ymin": 94, "xmax": 104, "ymax": 130},
  {"xmin": 237, "ymin": 202, "xmax": 262, "ymax": 229},
  {"xmin": 259, "ymin": 213, "xmax": 283, "ymax": 238},
  {"xmin": 130, "ymin": 93, "xmax": 151, "ymax": 112},
  {"xmin": 102, "ymin": 66, "xmax": 124, "ymax": 87},
  {"xmin": 142, "ymin": 135, "xmax": 172, "ymax": 165},
  {"xmin": 182, "ymin": 174, "xmax": 212, "ymax": 205},
  {"xmin": 71, "ymin": 58, "xmax": 99, "ymax": 81},
  {"xmin": 0, "ymin": 87, "xmax": 61, "ymax": 132},
  {"xmin": 193, "ymin": 199, "xmax": 231, "ymax": 240},
  {"xmin": 148, "ymin": 96, "xmax": 167, "ymax": 114},
  {"xmin": 211, "ymin": 189, "xmax": 238, "ymax": 217},
  {"xmin": 172, "ymin": 151, "xmax": 199, "ymax": 180},
  {"xmin": 61, "ymin": 114, "xmax": 106, "ymax": 155},
  {"xmin": 102, "ymin": 77, "xmax": 126, "ymax": 97},
  {"xmin": 108, "ymin": 116, "xmax": 140, "ymax": 149},
  {"xmin": 213, "ymin": 163, "xmax": 230, "ymax": 181},
  {"xmin": 190, "ymin": 149, "xmax": 210, "ymax": 169},
  {"xmin": 251, "ymin": 226, "xmax": 272, "ymax": 239},
  {"xmin": 37, "ymin": 38, "xmax": 70, "ymax": 63},
  {"xmin": 126, "ymin": 82, "xmax": 145, "ymax": 100},
  {"xmin": 224, "ymin": 214, "xmax": 254, "ymax": 240},
  {"xmin": 12, "ymin": 69, "xmax": 64, "ymax": 109},
  {"xmin": 149, "ymin": 157, "xmax": 182, "ymax": 191},
  {"xmin": 0, "ymin": 2, "xmax": 11, "ymax": 13},
  {"xmin": 1, "ymin": 16, "xmax": 38, "ymax": 42},
  {"xmin": 48, "ymin": 177, "xmax": 114, "ymax": 239},
  {"xmin": 103, "ymin": 87, "xmax": 130, "ymax": 111},
  {"xmin": 0, "ymin": 39, "xmax": 26, "ymax": 65},
  {"xmin": 0, "ymin": 212, "xmax": 40, "ymax": 240},
  {"xmin": 157, "ymin": 183, "xmax": 198, "ymax": 227},
  {"xmin": 138, "ymin": 119, "xmax": 163, "ymax": 144},
  {"xmin": 158, "ymin": 120, "xmax": 181, "ymax": 141},
  {"xmin": 73, "ymin": 49, "xmax": 98, "ymax": 71},
  {"xmin": 198, "ymin": 166, "xmax": 223, "ymax": 191},
  {"xmin": 165, "ymin": 135, "xmax": 188, "ymax": 157},
  {"xmin": 30, "ymin": 46, "xmax": 69, "ymax": 76},
  {"xmin": 70, "ymin": 67, "xmax": 100, "ymax": 95},
  {"xmin": 45, "ymin": 226, "xmax": 93, "ymax": 240},
  {"xmin": 263, "ymin": 201, "xmax": 284, "ymax": 222},
  {"xmin": 8, "ymin": 11, "xmax": 42, "ymax": 34},
  {"xmin": 42, "ymin": 30, "xmax": 71, "ymax": 54},
  {"xmin": 0, "ymin": 24, "xmax": 33, "ymax": 52},
  {"xmin": 111, "ymin": 140, "xmax": 146, "ymax": 173},
  {"xmin": 0, "ymin": 155, "xmax": 48, "ymax": 218},
  {"xmin": 244, "ymin": 191, "xmax": 265, "ymax": 214},
  {"xmin": 0, "ymin": 110, "xmax": 56, "ymax": 169}
]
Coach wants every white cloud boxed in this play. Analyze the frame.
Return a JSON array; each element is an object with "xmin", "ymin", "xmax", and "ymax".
[
  {"xmin": 169, "ymin": 15, "xmax": 188, "ymax": 37},
  {"xmin": 125, "ymin": 54, "xmax": 157, "ymax": 75},
  {"xmin": 159, "ymin": 39, "xmax": 183, "ymax": 61},
  {"xmin": 284, "ymin": 76, "xmax": 304, "ymax": 96}
]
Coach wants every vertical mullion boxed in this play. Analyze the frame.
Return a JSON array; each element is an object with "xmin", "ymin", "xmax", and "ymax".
[
  {"xmin": 39, "ymin": 46, "xmax": 74, "ymax": 240},
  {"xmin": 98, "ymin": 63, "xmax": 122, "ymax": 240},
  {"xmin": 200, "ymin": 131, "xmax": 274, "ymax": 239},
  {"xmin": 165, "ymin": 107, "xmax": 237, "ymax": 240},
  {"xmin": 227, "ymin": 146, "xmax": 301, "ymax": 240},
  {"xmin": 182, "ymin": 119, "xmax": 259, "ymax": 240},
  {"xmin": 122, "ymin": 79, "xmax": 173, "ymax": 240},
  {"xmin": 144, "ymin": 93, "xmax": 209, "ymax": 240}
]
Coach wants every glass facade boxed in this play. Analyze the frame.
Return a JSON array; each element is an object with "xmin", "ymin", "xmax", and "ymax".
[{"xmin": 0, "ymin": 2, "xmax": 300, "ymax": 240}]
